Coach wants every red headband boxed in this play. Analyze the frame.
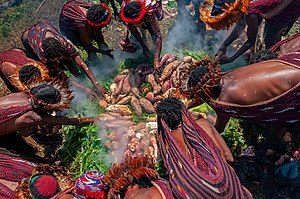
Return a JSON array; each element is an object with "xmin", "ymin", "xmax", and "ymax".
[
  {"xmin": 87, "ymin": 3, "xmax": 112, "ymax": 27},
  {"xmin": 120, "ymin": 0, "xmax": 146, "ymax": 24}
]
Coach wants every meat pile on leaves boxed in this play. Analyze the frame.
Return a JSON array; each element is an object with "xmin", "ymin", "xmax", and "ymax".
[{"xmin": 99, "ymin": 53, "xmax": 203, "ymax": 116}]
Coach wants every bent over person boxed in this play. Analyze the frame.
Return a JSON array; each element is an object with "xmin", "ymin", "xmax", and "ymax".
[
  {"xmin": 213, "ymin": 0, "xmax": 300, "ymax": 64},
  {"xmin": 120, "ymin": 0, "xmax": 163, "ymax": 72},
  {"xmin": 155, "ymin": 98, "xmax": 251, "ymax": 198},
  {"xmin": 59, "ymin": 0, "xmax": 114, "ymax": 62},
  {"xmin": 22, "ymin": 20, "xmax": 107, "ymax": 95},
  {"xmin": 0, "ymin": 48, "xmax": 50, "ymax": 93},
  {"xmin": 187, "ymin": 53, "xmax": 300, "ymax": 144}
]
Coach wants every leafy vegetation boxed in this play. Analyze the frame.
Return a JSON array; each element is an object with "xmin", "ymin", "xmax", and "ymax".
[
  {"xmin": 0, "ymin": 0, "xmax": 41, "ymax": 38},
  {"xmin": 59, "ymin": 124, "xmax": 110, "ymax": 178},
  {"xmin": 221, "ymin": 118, "xmax": 247, "ymax": 157}
]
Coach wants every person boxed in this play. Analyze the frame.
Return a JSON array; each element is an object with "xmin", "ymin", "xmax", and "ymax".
[
  {"xmin": 22, "ymin": 20, "xmax": 106, "ymax": 95},
  {"xmin": 200, "ymin": 0, "xmax": 251, "ymax": 30},
  {"xmin": 59, "ymin": 0, "xmax": 114, "ymax": 63},
  {"xmin": 0, "ymin": 48, "xmax": 98, "ymax": 98},
  {"xmin": 103, "ymin": 156, "xmax": 174, "ymax": 199},
  {"xmin": 120, "ymin": 0, "xmax": 163, "ymax": 73},
  {"xmin": 155, "ymin": 97, "xmax": 251, "ymax": 198},
  {"xmin": 213, "ymin": 0, "xmax": 300, "ymax": 64},
  {"xmin": 0, "ymin": 79, "xmax": 94, "ymax": 138},
  {"xmin": 187, "ymin": 55, "xmax": 300, "ymax": 144},
  {"xmin": 0, "ymin": 48, "xmax": 50, "ymax": 93}
]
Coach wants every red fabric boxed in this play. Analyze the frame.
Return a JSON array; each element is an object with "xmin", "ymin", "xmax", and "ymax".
[
  {"xmin": 59, "ymin": 0, "xmax": 91, "ymax": 29},
  {"xmin": 209, "ymin": 60, "xmax": 300, "ymax": 124},
  {"xmin": 152, "ymin": 178, "xmax": 175, "ymax": 199},
  {"xmin": 0, "ymin": 49, "xmax": 29, "ymax": 66},
  {"xmin": 248, "ymin": 0, "xmax": 300, "ymax": 26},
  {"xmin": 26, "ymin": 20, "xmax": 78, "ymax": 64},
  {"xmin": 121, "ymin": 0, "xmax": 163, "ymax": 21},
  {"xmin": 157, "ymin": 108, "xmax": 252, "ymax": 198},
  {"xmin": 0, "ymin": 104, "xmax": 32, "ymax": 124},
  {"xmin": 269, "ymin": 32, "xmax": 300, "ymax": 54},
  {"xmin": 0, "ymin": 153, "xmax": 35, "ymax": 199},
  {"xmin": 0, "ymin": 49, "xmax": 31, "ymax": 92}
]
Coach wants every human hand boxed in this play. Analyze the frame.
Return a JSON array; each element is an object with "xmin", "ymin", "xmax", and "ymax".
[
  {"xmin": 215, "ymin": 52, "xmax": 230, "ymax": 64},
  {"xmin": 94, "ymin": 83, "xmax": 109, "ymax": 98},
  {"xmin": 15, "ymin": 111, "xmax": 42, "ymax": 129}
]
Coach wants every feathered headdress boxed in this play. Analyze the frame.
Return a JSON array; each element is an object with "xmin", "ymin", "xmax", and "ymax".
[
  {"xmin": 103, "ymin": 156, "xmax": 158, "ymax": 199},
  {"xmin": 27, "ymin": 78, "xmax": 74, "ymax": 112},
  {"xmin": 120, "ymin": 0, "xmax": 146, "ymax": 24},
  {"xmin": 9, "ymin": 62, "xmax": 50, "ymax": 91},
  {"xmin": 87, "ymin": 2, "xmax": 112, "ymax": 27},
  {"xmin": 200, "ymin": 0, "xmax": 251, "ymax": 30}
]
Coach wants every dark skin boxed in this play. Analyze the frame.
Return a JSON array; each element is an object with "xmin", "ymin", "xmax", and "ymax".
[
  {"xmin": 77, "ymin": 6, "xmax": 114, "ymax": 60},
  {"xmin": 0, "ymin": 92, "xmax": 94, "ymax": 138},
  {"xmin": 0, "ymin": 49, "xmax": 98, "ymax": 98},
  {"xmin": 128, "ymin": 14, "xmax": 162, "ymax": 73},
  {"xmin": 191, "ymin": 61, "xmax": 300, "ymax": 143},
  {"xmin": 124, "ymin": 186, "xmax": 163, "ymax": 199},
  {"xmin": 215, "ymin": 2, "xmax": 297, "ymax": 64},
  {"xmin": 22, "ymin": 30, "xmax": 106, "ymax": 95}
]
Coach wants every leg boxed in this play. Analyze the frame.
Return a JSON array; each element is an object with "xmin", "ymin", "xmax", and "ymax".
[
  {"xmin": 265, "ymin": 21, "xmax": 288, "ymax": 49},
  {"xmin": 215, "ymin": 113, "xmax": 230, "ymax": 134}
]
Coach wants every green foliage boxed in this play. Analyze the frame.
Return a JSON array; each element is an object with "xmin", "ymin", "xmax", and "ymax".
[
  {"xmin": 59, "ymin": 124, "xmax": 109, "ymax": 178},
  {"xmin": 130, "ymin": 112, "xmax": 156, "ymax": 124},
  {"xmin": 0, "ymin": 0, "xmax": 41, "ymax": 38},
  {"xmin": 154, "ymin": 159, "xmax": 168, "ymax": 179},
  {"xmin": 221, "ymin": 118, "xmax": 247, "ymax": 157},
  {"xmin": 174, "ymin": 48, "xmax": 210, "ymax": 60},
  {"xmin": 190, "ymin": 103, "xmax": 214, "ymax": 114},
  {"xmin": 165, "ymin": 0, "xmax": 177, "ymax": 10}
]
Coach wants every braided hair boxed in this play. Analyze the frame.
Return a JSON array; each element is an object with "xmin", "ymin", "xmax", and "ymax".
[
  {"xmin": 42, "ymin": 37, "xmax": 66, "ymax": 61},
  {"xmin": 156, "ymin": 98, "xmax": 185, "ymax": 131},
  {"xmin": 87, "ymin": 4, "xmax": 109, "ymax": 24},
  {"xmin": 123, "ymin": 1, "xmax": 142, "ymax": 19},
  {"xmin": 249, "ymin": 50, "xmax": 279, "ymax": 64},
  {"xmin": 18, "ymin": 65, "xmax": 41, "ymax": 85},
  {"xmin": 30, "ymin": 84, "xmax": 61, "ymax": 104},
  {"xmin": 187, "ymin": 64, "xmax": 210, "ymax": 91}
]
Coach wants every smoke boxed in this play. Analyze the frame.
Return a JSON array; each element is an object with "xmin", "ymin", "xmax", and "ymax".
[{"xmin": 163, "ymin": 12, "xmax": 232, "ymax": 57}]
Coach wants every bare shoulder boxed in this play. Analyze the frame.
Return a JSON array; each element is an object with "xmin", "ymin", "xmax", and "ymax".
[{"xmin": 124, "ymin": 187, "xmax": 163, "ymax": 199}]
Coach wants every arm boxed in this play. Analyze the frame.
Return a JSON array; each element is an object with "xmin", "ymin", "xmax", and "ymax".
[
  {"xmin": 128, "ymin": 24, "xmax": 150, "ymax": 58},
  {"xmin": 145, "ymin": 15, "xmax": 162, "ymax": 72},
  {"xmin": 73, "ymin": 55, "xmax": 107, "ymax": 95},
  {"xmin": 219, "ymin": 14, "xmax": 261, "ymax": 64},
  {"xmin": 217, "ymin": 18, "xmax": 246, "ymax": 55},
  {"xmin": 78, "ymin": 27, "xmax": 113, "ymax": 55}
]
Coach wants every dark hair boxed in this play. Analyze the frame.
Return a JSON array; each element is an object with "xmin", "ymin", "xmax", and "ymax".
[
  {"xmin": 18, "ymin": 65, "xmax": 41, "ymax": 84},
  {"xmin": 86, "ymin": 4, "xmax": 109, "ymax": 23},
  {"xmin": 187, "ymin": 64, "xmax": 210, "ymax": 90},
  {"xmin": 249, "ymin": 50, "xmax": 279, "ymax": 64},
  {"xmin": 123, "ymin": 1, "xmax": 141, "ymax": 19},
  {"xmin": 42, "ymin": 37, "xmax": 66, "ymax": 61},
  {"xmin": 31, "ymin": 84, "xmax": 61, "ymax": 104},
  {"xmin": 156, "ymin": 98, "xmax": 184, "ymax": 130}
]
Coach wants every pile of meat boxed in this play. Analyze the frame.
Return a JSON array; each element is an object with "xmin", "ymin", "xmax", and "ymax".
[{"xmin": 100, "ymin": 54, "xmax": 202, "ymax": 116}]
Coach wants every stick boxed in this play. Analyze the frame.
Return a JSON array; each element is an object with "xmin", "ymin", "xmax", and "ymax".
[{"xmin": 35, "ymin": 0, "xmax": 47, "ymax": 14}]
